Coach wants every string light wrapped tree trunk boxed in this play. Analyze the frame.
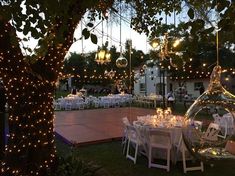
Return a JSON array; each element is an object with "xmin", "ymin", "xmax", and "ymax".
[
  {"xmin": 0, "ymin": 17, "xmax": 77, "ymax": 176},
  {"xmin": 0, "ymin": 0, "xmax": 114, "ymax": 175}
]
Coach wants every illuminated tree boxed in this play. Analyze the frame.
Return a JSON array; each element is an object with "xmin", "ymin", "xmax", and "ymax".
[{"xmin": 0, "ymin": 0, "xmax": 114, "ymax": 175}]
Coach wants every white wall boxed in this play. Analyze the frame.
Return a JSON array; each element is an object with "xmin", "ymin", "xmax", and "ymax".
[{"xmin": 134, "ymin": 66, "xmax": 167, "ymax": 97}]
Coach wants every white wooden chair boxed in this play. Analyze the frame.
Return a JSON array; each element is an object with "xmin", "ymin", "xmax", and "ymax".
[
  {"xmin": 177, "ymin": 135, "xmax": 204, "ymax": 173},
  {"xmin": 62, "ymin": 99, "xmax": 72, "ymax": 110},
  {"xmin": 75, "ymin": 99, "xmax": 85, "ymax": 110},
  {"xmin": 53, "ymin": 99, "xmax": 61, "ymax": 110},
  {"xmin": 212, "ymin": 114, "xmax": 228, "ymax": 139},
  {"xmin": 122, "ymin": 117, "xmax": 130, "ymax": 154},
  {"xmin": 133, "ymin": 121, "xmax": 148, "ymax": 157},
  {"xmin": 125, "ymin": 124, "xmax": 140, "ymax": 164},
  {"xmin": 147, "ymin": 129, "xmax": 172, "ymax": 172},
  {"xmin": 202, "ymin": 123, "xmax": 220, "ymax": 141},
  {"xmin": 92, "ymin": 98, "xmax": 100, "ymax": 108}
]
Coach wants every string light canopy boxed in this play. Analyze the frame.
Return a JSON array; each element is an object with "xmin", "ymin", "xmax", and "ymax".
[
  {"xmin": 95, "ymin": 17, "xmax": 111, "ymax": 65},
  {"xmin": 116, "ymin": 0, "xmax": 128, "ymax": 68},
  {"xmin": 182, "ymin": 29, "xmax": 235, "ymax": 162}
]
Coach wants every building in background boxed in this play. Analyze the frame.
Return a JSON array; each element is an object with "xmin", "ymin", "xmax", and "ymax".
[
  {"xmin": 134, "ymin": 65, "xmax": 168, "ymax": 97},
  {"xmin": 134, "ymin": 64, "xmax": 211, "ymax": 99}
]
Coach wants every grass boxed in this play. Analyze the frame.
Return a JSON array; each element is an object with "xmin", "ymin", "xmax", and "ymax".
[{"xmin": 56, "ymin": 139, "xmax": 235, "ymax": 176}]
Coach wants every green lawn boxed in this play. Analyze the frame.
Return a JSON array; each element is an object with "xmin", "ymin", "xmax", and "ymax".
[{"xmin": 56, "ymin": 139, "xmax": 235, "ymax": 176}]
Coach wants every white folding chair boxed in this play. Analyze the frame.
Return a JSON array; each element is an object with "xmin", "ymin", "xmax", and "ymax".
[
  {"xmin": 92, "ymin": 98, "xmax": 100, "ymax": 108},
  {"xmin": 133, "ymin": 121, "xmax": 148, "ymax": 157},
  {"xmin": 53, "ymin": 99, "xmax": 61, "ymax": 110},
  {"xmin": 147, "ymin": 129, "xmax": 172, "ymax": 172},
  {"xmin": 212, "ymin": 114, "xmax": 227, "ymax": 139},
  {"xmin": 125, "ymin": 124, "xmax": 140, "ymax": 164},
  {"xmin": 177, "ymin": 135, "xmax": 204, "ymax": 173},
  {"xmin": 223, "ymin": 113, "xmax": 234, "ymax": 136},
  {"xmin": 64, "ymin": 100, "xmax": 72, "ymax": 110},
  {"xmin": 76, "ymin": 99, "xmax": 85, "ymax": 110},
  {"xmin": 202, "ymin": 123, "xmax": 220, "ymax": 141},
  {"xmin": 122, "ymin": 117, "xmax": 130, "ymax": 154}
]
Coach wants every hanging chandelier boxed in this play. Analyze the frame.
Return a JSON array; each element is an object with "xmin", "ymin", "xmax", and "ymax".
[
  {"xmin": 95, "ymin": 47, "xmax": 111, "ymax": 64},
  {"xmin": 95, "ymin": 16, "xmax": 111, "ymax": 65}
]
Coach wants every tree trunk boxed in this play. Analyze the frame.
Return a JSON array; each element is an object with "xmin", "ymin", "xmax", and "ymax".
[
  {"xmin": 0, "ymin": 17, "xmax": 76, "ymax": 175},
  {"xmin": 4, "ymin": 79, "xmax": 56, "ymax": 175}
]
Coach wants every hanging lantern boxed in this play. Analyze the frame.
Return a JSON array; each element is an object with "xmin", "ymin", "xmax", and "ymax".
[
  {"xmin": 116, "ymin": 54, "xmax": 128, "ymax": 68},
  {"xmin": 182, "ymin": 65, "xmax": 235, "ymax": 162}
]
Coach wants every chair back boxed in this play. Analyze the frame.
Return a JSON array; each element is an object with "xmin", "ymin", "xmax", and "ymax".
[
  {"xmin": 148, "ymin": 128, "xmax": 172, "ymax": 148},
  {"xmin": 126, "ymin": 124, "xmax": 137, "ymax": 139},
  {"xmin": 213, "ymin": 113, "xmax": 222, "ymax": 124},
  {"xmin": 122, "ymin": 117, "xmax": 131, "ymax": 126},
  {"xmin": 203, "ymin": 123, "xmax": 220, "ymax": 141},
  {"xmin": 133, "ymin": 121, "xmax": 148, "ymax": 148}
]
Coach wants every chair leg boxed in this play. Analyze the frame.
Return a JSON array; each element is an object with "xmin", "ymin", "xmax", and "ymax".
[
  {"xmin": 182, "ymin": 145, "xmax": 204, "ymax": 173},
  {"xmin": 148, "ymin": 147, "xmax": 171, "ymax": 171},
  {"xmin": 148, "ymin": 147, "xmax": 152, "ymax": 168},
  {"xmin": 200, "ymin": 161, "xmax": 204, "ymax": 172},
  {"xmin": 126, "ymin": 140, "xmax": 130, "ymax": 158},
  {"xmin": 126, "ymin": 140, "xmax": 138, "ymax": 164},
  {"xmin": 167, "ymin": 149, "xmax": 170, "ymax": 172},
  {"xmin": 134, "ymin": 143, "xmax": 138, "ymax": 164},
  {"xmin": 122, "ymin": 137, "xmax": 127, "ymax": 155},
  {"xmin": 224, "ymin": 124, "xmax": 228, "ymax": 138},
  {"xmin": 182, "ymin": 147, "xmax": 187, "ymax": 173}
]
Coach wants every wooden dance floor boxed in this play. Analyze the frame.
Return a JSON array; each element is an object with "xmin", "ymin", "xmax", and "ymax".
[{"xmin": 55, "ymin": 107, "xmax": 155, "ymax": 145}]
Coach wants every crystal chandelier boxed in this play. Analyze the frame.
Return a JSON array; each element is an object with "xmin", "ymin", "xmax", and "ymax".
[
  {"xmin": 95, "ymin": 16, "xmax": 111, "ymax": 65},
  {"xmin": 95, "ymin": 47, "xmax": 111, "ymax": 64}
]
